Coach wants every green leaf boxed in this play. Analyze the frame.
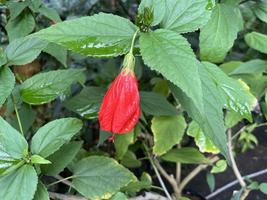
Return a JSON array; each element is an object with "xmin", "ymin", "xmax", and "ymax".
[
  {"xmin": 138, "ymin": 0, "xmax": 166, "ymax": 26},
  {"xmin": 169, "ymin": 63, "xmax": 230, "ymax": 160},
  {"xmin": 0, "ymin": 165, "xmax": 38, "ymax": 200},
  {"xmin": 30, "ymin": 155, "xmax": 51, "ymax": 165},
  {"xmin": 33, "ymin": 182, "xmax": 49, "ymax": 200},
  {"xmin": 161, "ymin": 147, "xmax": 209, "ymax": 164},
  {"xmin": 207, "ymin": 173, "xmax": 215, "ymax": 192},
  {"xmin": 140, "ymin": 29, "xmax": 203, "ymax": 111},
  {"xmin": 7, "ymin": 1, "xmax": 30, "ymax": 20},
  {"xmin": 20, "ymin": 69, "xmax": 85, "ymax": 105},
  {"xmin": 64, "ymin": 87, "xmax": 105, "ymax": 119},
  {"xmin": 72, "ymin": 156, "xmax": 136, "ymax": 200},
  {"xmin": 43, "ymin": 43, "xmax": 67, "ymax": 67},
  {"xmin": 259, "ymin": 183, "xmax": 267, "ymax": 194},
  {"xmin": 0, "ymin": 67, "xmax": 15, "ymax": 106},
  {"xmin": 5, "ymin": 37, "xmax": 48, "ymax": 66},
  {"xmin": 6, "ymin": 11, "xmax": 35, "ymax": 41},
  {"xmin": 41, "ymin": 141, "xmax": 82, "ymax": 176},
  {"xmin": 0, "ymin": 48, "xmax": 7, "ymax": 67},
  {"xmin": 211, "ymin": 160, "xmax": 227, "ymax": 174},
  {"xmin": 110, "ymin": 192, "xmax": 128, "ymax": 200},
  {"xmin": 200, "ymin": 3, "xmax": 243, "ymax": 63},
  {"xmin": 253, "ymin": 1, "xmax": 267, "ymax": 23},
  {"xmin": 245, "ymin": 32, "xmax": 267, "ymax": 54},
  {"xmin": 187, "ymin": 121, "xmax": 220, "ymax": 153},
  {"xmin": 0, "ymin": 117, "xmax": 28, "ymax": 159},
  {"xmin": 122, "ymin": 172, "xmax": 152, "ymax": 194},
  {"xmin": 38, "ymin": 5, "xmax": 62, "ymax": 22},
  {"xmin": 203, "ymin": 62, "xmax": 257, "ymax": 121},
  {"xmin": 31, "ymin": 118, "xmax": 83, "ymax": 158},
  {"xmin": 230, "ymin": 59, "xmax": 267, "ymax": 75},
  {"xmin": 162, "ymin": 0, "xmax": 212, "ymax": 33},
  {"xmin": 121, "ymin": 151, "xmax": 141, "ymax": 168},
  {"xmin": 115, "ymin": 131, "xmax": 134, "ymax": 160},
  {"xmin": 152, "ymin": 115, "xmax": 186, "ymax": 156},
  {"xmin": 32, "ymin": 13, "xmax": 137, "ymax": 57},
  {"xmin": 140, "ymin": 91, "xmax": 177, "ymax": 116}
]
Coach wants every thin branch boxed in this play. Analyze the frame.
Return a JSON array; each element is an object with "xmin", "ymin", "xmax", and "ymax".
[
  {"xmin": 143, "ymin": 144, "xmax": 172, "ymax": 200},
  {"xmin": 49, "ymin": 192, "xmax": 86, "ymax": 200},
  {"xmin": 12, "ymin": 95, "xmax": 24, "ymax": 135},
  {"xmin": 179, "ymin": 156, "xmax": 219, "ymax": 192},
  {"xmin": 228, "ymin": 129, "xmax": 246, "ymax": 188},
  {"xmin": 206, "ymin": 168, "xmax": 267, "ymax": 199},
  {"xmin": 176, "ymin": 144, "xmax": 181, "ymax": 185},
  {"xmin": 47, "ymin": 176, "xmax": 74, "ymax": 187},
  {"xmin": 55, "ymin": 175, "xmax": 73, "ymax": 187}
]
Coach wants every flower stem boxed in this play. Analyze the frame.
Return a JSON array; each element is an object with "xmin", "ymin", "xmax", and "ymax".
[{"xmin": 130, "ymin": 30, "xmax": 139, "ymax": 54}]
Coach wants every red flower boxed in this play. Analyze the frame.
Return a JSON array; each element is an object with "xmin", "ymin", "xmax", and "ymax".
[{"xmin": 98, "ymin": 54, "xmax": 140, "ymax": 134}]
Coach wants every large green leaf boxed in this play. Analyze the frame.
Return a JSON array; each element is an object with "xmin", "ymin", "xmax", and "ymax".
[
  {"xmin": 152, "ymin": 115, "xmax": 186, "ymax": 156},
  {"xmin": 253, "ymin": 1, "xmax": 267, "ymax": 23},
  {"xmin": 0, "ymin": 165, "xmax": 38, "ymax": 200},
  {"xmin": 230, "ymin": 59, "xmax": 267, "ymax": 75},
  {"xmin": 64, "ymin": 87, "xmax": 105, "ymax": 119},
  {"xmin": 32, "ymin": 13, "xmax": 137, "ymax": 57},
  {"xmin": 203, "ymin": 62, "xmax": 257, "ymax": 121},
  {"xmin": 169, "ymin": 64, "xmax": 229, "ymax": 160},
  {"xmin": 140, "ymin": 91, "xmax": 178, "ymax": 116},
  {"xmin": 0, "ymin": 67, "xmax": 15, "ymax": 106},
  {"xmin": 20, "ymin": 69, "xmax": 85, "ymax": 105},
  {"xmin": 72, "ymin": 156, "xmax": 136, "ymax": 200},
  {"xmin": 41, "ymin": 141, "xmax": 82, "ymax": 176},
  {"xmin": 162, "ymin": 0, "xmax": 212, "ymax": 33},
  {"xmin": 31, "ymin": 118, "xmax": 83, "ymax": 158},
  {"xmin": 0, "ymin": 117, "xmax": 28, "ymax": 159},
  {"xmin": 200, "ymin": 2, "xmax": 243, "ymax": 63},
  {"xmin": 33, "ymin": 182, "xmax": 49, "ymax": 200},
  {"xmin": 5, "ymin": 37, "xmax": 48, "ymax": 66},
  {"xmin": 187, "ymin": 121, "xmax": 219, "ymax": 153},
  {"xmin": 161, "ymin": 147, "xmax": 209, "ymax": 164},
  {"xmin": 140, "ymin": 29, "xmax": 203, "ymax": 111},
  {"xmin": 6, "ymin": 11, "xmax": 35, "ymax": 41},
  {"xmin": 245, "ymin": 32, "xmax": 267, "ymax": 54},
  {"xmin": 138, "ymin": 0, "xmax": 166, "ymax": 26}
]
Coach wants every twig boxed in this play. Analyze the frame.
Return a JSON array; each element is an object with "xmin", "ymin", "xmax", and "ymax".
[
  {"xmin": 179, "ymin": 156, "xmax": 219, "ymax": 192},
  {"xmin": 176, "ymin": 144, "xmax": 181, "ymax": 185},
  {"xmin": 143, "ymin": 144, "xmax": 172, "ymax": 200},
  {"xmin": 206, "ymin": 168, "xmax": 267, "ymax": 199},
  {"xmin": 47, "ymin": 176, "xmax": 74, "ymax": 187},
  {"xmin": 228, "ymin": 129, "xmax": 246, "ymax": 188},
  {"xmin": 55, "ymin": 175, "xmax": 73, "ymax": 187},
  {"xmin": 49, "ymin": 192, "xmax": 86, "ymax": 200}
]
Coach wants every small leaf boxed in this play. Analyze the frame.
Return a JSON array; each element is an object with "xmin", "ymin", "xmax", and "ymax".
[
  {"xmin": 43, "ymin": 43, "xmax": 67, "ymax": 67},
  {"xmin": 0, "ymin": 117, "xmax": 28, "ymax": 159},
  {"xmin": 33, "ymin": 182, "xmax": 49, "ymax": 200},
  {"xmin": 207, "ymin": 173, "xmax": 215, "ymax": 192},
  {"xmin": 230, "ymin": 59, "xmax": 267, "ymax": 75},
  {"xmin": 253, "ymin": 1, "xmax": 267, "ymax": 23},
  {"xmin": 20, "ymin": 69, "xmax": 85, "ymax": 105},
  {"xmin": 115, "ymin": 131, "xmax": 134, "ymax": 160},
  {"xmin": 0, "ymin": 165, "xmax": 38, "ymax": 200},
  {"xmin": 38, "ymin": 5, "xmax": 62, "ymax": 22},
  {"xmin": 140, "ymin": 91, "xmax": 177, "ymax": 116},
  {"xmin": 245, "ymin": 32, "xmax": 267, "ymax": 54},
  {"xmin": 72, "ymin": 156, "xmax": 136, "ymax": 200},
  {"xmin": 5, "ymin": 37, "xmax": 48, "ymax": 66},
  {"xmin": 6, "ymin": 11, "xmax": 35, "ymax": 41},
  {"xmin": 161, "ymin": 147, "xmax": 209, "ymax": 164},
  {"xmin": 152, "ymin": 115, "xmax": 186, "ymax": 156},
  {"xmin": 32, "ymin": 13, "xmax": 137, "ymax": 57},
  {"xmin": 31, "ymin": 118, "xmax": 83, "ymax": 158},
  {"xmin": 31, "ymin": 155, "xmax": 51, "ymax": 165},
  {"xmin": 41, "ymin": 141, "xmax": 82, "ymax": 176},
  {"xmin": 0, "ymin": 67, "xmax": 15, "ymax": 106},
  {"xmin": 121, "ymin": 151, "xmax": 141, "ymax": 169},
  {"xmin": 260, "ymin": 183, "xmax": 267, "ymax": 194},
  {"xmin": 211, "ymin": 160, "xmax": 227, "ymax": 174}
]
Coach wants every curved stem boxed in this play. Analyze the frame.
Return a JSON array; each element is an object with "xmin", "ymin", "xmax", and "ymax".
[{"xmin": 130, "ymin": 30, "xmax": 139, "ymax": 54}]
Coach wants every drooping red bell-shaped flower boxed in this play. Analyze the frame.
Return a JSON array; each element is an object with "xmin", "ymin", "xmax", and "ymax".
[{"xmin": 98, "ymin": 53, "xmax": 140, "ymax": 134}]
